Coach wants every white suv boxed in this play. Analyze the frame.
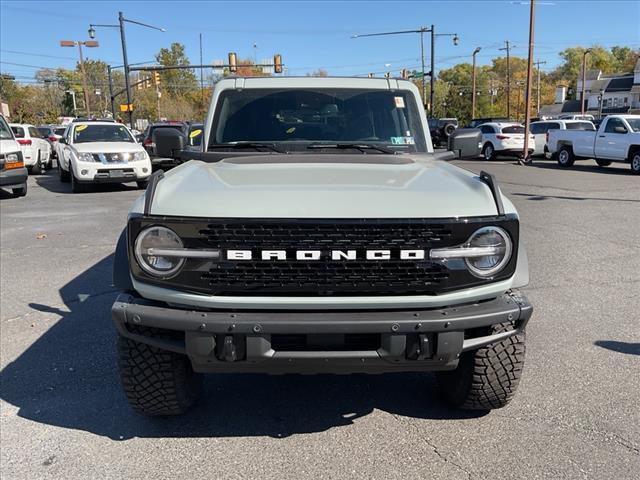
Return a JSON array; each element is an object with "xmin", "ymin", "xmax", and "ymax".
[
  {"xmin": 57, "ymin": 121, "xmax": 152, "ymax": 193},
  {"xmin": 9, "ymin": 123, "xmax": 52, "ymax": 174},
  {"xmin": 478, "ymin": 123, "xmax": 535, "ymax": 160}
]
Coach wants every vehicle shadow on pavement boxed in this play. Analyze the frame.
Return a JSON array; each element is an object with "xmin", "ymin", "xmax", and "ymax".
[
  {"xmin": 594, "ymin": 340, "xmax": 640, "ymax": 356},
  {"xmin": 34, "ymin": 169, "xmax": 140, "ymax": 195},
  {"xmin": 0, "ymin": 255, "xmax": 486, "ymax": 442},
  {"xmin": 528, "ymin": 162, "xmax": 632, "ymax": 176}
]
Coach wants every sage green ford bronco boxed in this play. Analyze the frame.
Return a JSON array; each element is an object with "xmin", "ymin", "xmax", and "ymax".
[{"xmin": 111, "ymin": 77, "xmax": 532, "ymax": 416}]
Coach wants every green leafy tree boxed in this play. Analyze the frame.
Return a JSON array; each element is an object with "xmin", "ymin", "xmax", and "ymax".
[{"xmin": 155, "ymin": 43, "xmax": 198, "ymax": 97}]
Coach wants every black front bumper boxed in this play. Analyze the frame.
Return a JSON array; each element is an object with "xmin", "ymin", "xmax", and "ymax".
[{"xmin": 112, "ymin": 291, "xmax": 532, "ymax": 374}]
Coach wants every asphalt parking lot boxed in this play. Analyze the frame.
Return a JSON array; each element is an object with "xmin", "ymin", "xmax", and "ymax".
[{"xmin": 1, "ymin": 157, "xmax": 639, "ymax": 480}]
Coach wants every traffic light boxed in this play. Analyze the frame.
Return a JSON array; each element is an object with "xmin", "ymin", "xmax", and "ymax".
[
  {"xmin": 400, "ymin": 69, "xmax": 410, "ymax": 79},
  {"xmin": 153, "ymin": 71, "xmax": 161, "ymax": 86},
  {"xmin": 367, "ymin": 73, "xmax": 374, "ymax": 78},
  {"xmin": 274, "ymin": 54, "xmax": 283, "ymax": 74},
  {"xmin": 145, "ymin": 77, "xmax": 151, "ymax": 89},
  {"xmin": 228, "ymin": 52, "xmax": 237, "ymax": 73}
]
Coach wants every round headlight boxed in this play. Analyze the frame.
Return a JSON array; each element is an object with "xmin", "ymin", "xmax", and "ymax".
[
  {"xmin": 464, "ymin": 226, "xmax": 512, "ymax": 278},
  {"xmin": 134, "ymin": 226, "xmax": 185, "ymax": 278}
]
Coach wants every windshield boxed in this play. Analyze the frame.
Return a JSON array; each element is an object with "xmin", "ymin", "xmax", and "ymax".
[
  {"xmin": 625, "ymin": 118, "xmax": 640, "ymax": 132},
  {"xmin": 73, "ymin": 124, "xmax": 134, "ymax": 143},
  {"xmin": 54, "ymin": 128, "xmax": 66, "ymax": 136},
  {"xmin": 0, "ymin": 117, "xmax": 14, "ymax": 140},
  {"xmin": 209, "ymin": 88, "xmax": 427, "ymax": 153}
]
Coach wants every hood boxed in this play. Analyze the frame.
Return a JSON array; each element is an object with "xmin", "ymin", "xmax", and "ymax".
[
  {"xmin": 71, "ymin": 142, "xmax": 144, "ymax": 153},
  {"xmin": 145, "ymin": 154, "xmax": 513, "ymax": 219}
]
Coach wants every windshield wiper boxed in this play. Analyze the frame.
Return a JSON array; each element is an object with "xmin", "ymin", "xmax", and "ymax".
[
  {"xmin": 306, "ymin": 143, "xmax": 395, "ymax": 154},
  {"xmin": 209, "ymin": 142, "xmax": 285, "ymax": 153}
]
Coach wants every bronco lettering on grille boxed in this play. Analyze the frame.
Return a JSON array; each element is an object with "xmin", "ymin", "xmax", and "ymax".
[{"xmin": 225, "ymin": 250, "xmax": 426, "ymax": 261}]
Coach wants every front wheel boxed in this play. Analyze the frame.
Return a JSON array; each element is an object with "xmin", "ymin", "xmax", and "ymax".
[
  {"xmin": 58, "ymin": 159, "xmax": 70, "ymax": 182},
  {"xmin": 436, "ymin": 322, "xmax": 526, "ymax": 410},
  {"xmin": 557, "ymin": 146, "xmax": 575, "ymax": 168},
  {"xmin": 630, "ymin": 150, "xmax": 640, "ymax": 175},
  {"xmin": 118, "ymin": 327, "xmax": 202, "ymax": 416},
  {"xmin": 70, "ymin": 165, "xmax": 88, "ymax": 193}
]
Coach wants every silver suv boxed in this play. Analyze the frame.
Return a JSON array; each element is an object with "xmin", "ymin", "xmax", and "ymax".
[{"xmin": 111, "ymin": 77, "xmax": 532, "ymax": 416}]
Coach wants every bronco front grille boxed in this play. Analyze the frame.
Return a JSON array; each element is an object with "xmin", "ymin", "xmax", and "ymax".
[{"xmin": 128, "ymin": 216, "xmax": 519, "ymax": 296}]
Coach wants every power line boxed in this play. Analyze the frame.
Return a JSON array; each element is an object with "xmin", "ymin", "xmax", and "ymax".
[{"xmin": 0, "ymin": 49, "xmax": 78, "ymax": 61}]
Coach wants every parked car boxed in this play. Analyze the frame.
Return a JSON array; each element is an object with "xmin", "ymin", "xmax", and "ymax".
[
  {"xmin": 529, "ymin": 120, "xmax": 595, "ymax": 157},
  {"xmin": 56, "ymin": 121, "xmax": 152, "ymax": 192},
  {"xmin": 37, "ymin": 125, "xmax": 66, "ymax": 160},
  {"xmin": 9, "ymin": 123, "xmax": 51, "ymax": 173},
  {"xmin": 467, "ymin": 117, "xmax": 510, "ymax": 129},
  {"xmin": 0, "ymin": 115, "xmax": 28, "ymax": 197},
  {"xmin": 428, "ymin": 118, "xmax": 458, "ymax": 148},
  {"xmin": 478, "ymin": 123, "xmax": 535, "ymax": 160},
  {"xmin": 547, "ymin": 114, "xmax": 640, "ymax": 174},
  {"xmin": 140, "ymin": 122, "xmax": 189, "ymax": 167},
  {"xmin": 111, "ymin": 76, "xmax": 532, "ymax": 417}
]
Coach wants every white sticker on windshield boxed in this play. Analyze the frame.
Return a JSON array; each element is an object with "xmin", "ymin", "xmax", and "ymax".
[
  {"xmin": 394, "ymin": 96, "xmax": 405, "ymax": 108},
  {"xmin": 391, "ymin": 136, "xmax": 415, "ymax": 145}
]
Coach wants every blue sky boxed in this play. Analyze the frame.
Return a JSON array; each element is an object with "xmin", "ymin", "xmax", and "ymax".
[{"xmin": 1, "ymin": 0, "xmax": 639, "ymax": 83}]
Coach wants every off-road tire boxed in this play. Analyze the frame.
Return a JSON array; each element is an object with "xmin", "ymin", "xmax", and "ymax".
[
  {"xmin": 436, "ymin": 322, "xmax": 525, "ymax": 410},
  {"xmin": 482, "ymin": 143, "xmax": 496, "ymax": 161},
  {"xmin": 630, "ymin": 149, "xmax": 640, "ymax": 175},
  {"xmin": 595, "ymin": 159, "xmax": 611, "ymax": 167},
  {"xmin": 117, "ymin": 326, "xmax": 202, "ymax": 416},
  {"xmin": 557, "ymin": 146, "xmax": 575, "ymax": 167}
]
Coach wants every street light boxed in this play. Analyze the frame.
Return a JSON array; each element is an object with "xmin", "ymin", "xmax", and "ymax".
[
  {"xmin": 352, "ymin": 25, "xmax": 459, "ymax": 117},
  {"xmin": 471, "ymin": 47, "xmax": 481, "ymax": 119},
  {"xmin": 60, "ymin": 40, "xmax": 99, "ymax": 117},
  {"xmin": 89, "ymin": 12, "xmax": 165, "ymax": 129},
  {"xmin": 581, "ymin": 48, "xmax": 592, "ymax": 115}
]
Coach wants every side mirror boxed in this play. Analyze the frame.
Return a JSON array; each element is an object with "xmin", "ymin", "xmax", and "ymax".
[
  {"xmin": 613, "ymin": 126, "xmax": 627, "ymax": 134},
  {"xmin": 448, "ymin": 128, "xmax": 482, "ymax": 159},
  {"xmin": 59, "ymin": 137, "xmax": 67, "ymax": 144},
  {"xmin": 154, "ymin": 128, "xmax": 186, "ymax": 159}
]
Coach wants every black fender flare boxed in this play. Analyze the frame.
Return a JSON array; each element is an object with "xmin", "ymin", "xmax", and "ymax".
[{"xmin": 113, "ymin": 228, "xmax": 135, "ymax": 292}]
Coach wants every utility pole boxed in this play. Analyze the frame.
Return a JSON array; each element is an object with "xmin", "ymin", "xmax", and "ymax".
[
  {"xmin": 107, "ymin": 65, "xmax": 116, "ymax": 118},
  {"xmin": 499, "ymin": 40, "xmax": 513, "ymax": 118},
  {"xmin": 60, "ymin": 40, "xmax": 99, "ymax": 117},
  {"xmin": 581, "ymin": 49, "xmax": 592, "ymax": 115},
  {"xmin": 471, "ymin": 47, "xmax": 481, "ymax": 119},
  {"xmin": 522, "ymin": 0, "xmax": 536, "ymax": 165},
  {"xmin": 534, "ymin": 59, "xmax": 547, "ymax": 117},
  {"xmin": 89, "ymin": 13, "xmax": 165, "ymax": 129},
  {"xmin": 199, "ymin": 33, "xmax": 205, "ymax": 106},
  {"xmin": 352, "ymin": 26, "xmax": 458, "ymax": 117}
]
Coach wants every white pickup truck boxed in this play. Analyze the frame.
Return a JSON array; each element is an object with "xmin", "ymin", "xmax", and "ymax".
[{"xmin": 547, "ymin": 115, "xmax": 640, "ymax": 174}]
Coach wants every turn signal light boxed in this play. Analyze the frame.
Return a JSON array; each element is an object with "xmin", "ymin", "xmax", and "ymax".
[{"xmin": 5, "ymin": 159, "xmax": 24, "ymax": 169}]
